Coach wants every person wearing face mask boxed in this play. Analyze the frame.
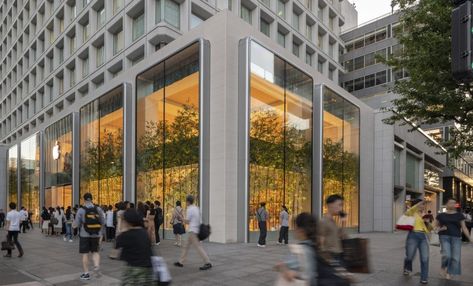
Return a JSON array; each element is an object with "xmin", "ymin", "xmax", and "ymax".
[
  {"xmin": 402, "ymin": 199, "xmax": 432, "ymax": 285},
  {"xmin": 318, "ymin": 194, "xmax": 348, "ymax": 266}
]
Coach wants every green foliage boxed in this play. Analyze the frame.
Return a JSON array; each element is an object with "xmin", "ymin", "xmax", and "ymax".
[{"xmin": 382, "ymin": 0, "xmax": 473, "ymax": 158}]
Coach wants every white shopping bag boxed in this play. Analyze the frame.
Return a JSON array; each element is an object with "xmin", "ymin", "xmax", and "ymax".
[{"xmin": 151, "ymin": 256, "xmax": 172, "ymax": 282}]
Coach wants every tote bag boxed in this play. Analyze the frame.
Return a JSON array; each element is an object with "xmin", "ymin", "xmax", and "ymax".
[
  {"xmin": 396, "ymin": 215, "xmax": 415, "ymax": 231},
  {"xmin": 429, "ymin": 232, "xmax": 440, "ymax": 246}
]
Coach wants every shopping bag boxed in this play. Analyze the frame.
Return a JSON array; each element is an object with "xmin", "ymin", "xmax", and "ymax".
[
  {"xmin": 1, "ymin": 240, "xmax": 14, "ymax": 251},
  {"xmin": 429, "ymin": 233, "xmax": 440, "ymax": 246},
  {"xmin": 341, "ymin": 238, "xmax": 370, "ymax": 273},
  {"xmin": 151, "ymin": 256, "xmax": 172, "ymax": 284},
  {"xmin": 396, "ymin": 215, "xmax": 415, "ymax": 231}
]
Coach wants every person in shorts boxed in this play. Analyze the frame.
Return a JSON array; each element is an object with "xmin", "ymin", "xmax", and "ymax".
[{"xmin": 73, "ymin": 193, "xmax": 105, "ymax": 281}]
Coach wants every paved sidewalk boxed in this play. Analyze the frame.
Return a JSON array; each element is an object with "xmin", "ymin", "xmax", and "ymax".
[{"xmin": 0, "ymin": 229, "xmax": 472, "ymax": 285}]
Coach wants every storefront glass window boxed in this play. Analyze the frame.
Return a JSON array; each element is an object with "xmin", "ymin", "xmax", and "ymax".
[
  {"xmin": 136, "ymin": 43, "xmax": 200, "ymax": 235},
  {"xmin": 249, "ymin": 41, "xmax": 313, "ymax": 236},
  {"xmin": 20, "ymin": 134, "xmax": 40, "ymax": 221},
  {"xmin": 80, "ymin": 87, "xmax": 124, "ymax": 205},
  {"xmin": 406, "ymin": 153, "xmax": 420, "ymax": 191},
  {"xmin": 394, "ymin": 147, "xmax": 401, "ymax": 186},
  {"xmin": 8, "ymin": 145, "xmax": 18, "ymax": 206},
  {"xmin": 322, "ymin": 87, "xmax": 360, "ymax": 229},
  {"xmin": 45, "ymin": 115, "xmax": 73, "ymax": 208}
]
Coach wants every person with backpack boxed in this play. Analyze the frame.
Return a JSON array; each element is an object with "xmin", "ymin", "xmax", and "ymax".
[
  {"xmin": 174, "ymin": 195, "xmax": 212, "ymax": 271},
  {"xmin": 154, "ymin": 200, "xmax": 163, "ymax": 246},
  {"xmin": 278, "ymin": 205, "xmax": 289, "ymax": 245},
  {"xmin": 256, "ymin": 202, "xmax": 269, "ymax": 248},
  {"xmin": 73, "ymin": 193, "xmax": 105, "ymax": 281}
]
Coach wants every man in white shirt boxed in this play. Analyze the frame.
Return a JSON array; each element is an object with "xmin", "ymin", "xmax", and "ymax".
[
  {"xmin": 19, "ymin": 207, "xmax": 28, "ymax": 233},
  {"xmin": 4, "ymin": 202, "xmax": 24, "ymax": 258},
  {"xmin": 174, "ymin": 195, "xmax": 212, "ymax": 271}
]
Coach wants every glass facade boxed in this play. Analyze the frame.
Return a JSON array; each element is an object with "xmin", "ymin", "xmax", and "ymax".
[
  {"xmin": 44, "ymin": 115, "xmax": 73, "ymax": 208},
  {"xmin": 7, "ymin": 145, "xmax": 18, "ymax": 206},
  {"xmin": 80, "ymin": 87, "xmax": 124, "ymax": 206},
  {"xmin": 322, "ymin": 87, "xmax": 360, "ymax": 229},
  {"xmin": 20, "ymin": 134, "xmax": 40, "ymax": 221},
  {"xmin": 249, "ymin": 41, "xmax": 313, "ymax": 235},
  {"xmin": 136, "ymin": 43, "xmax": 200, "ymax": 234}
]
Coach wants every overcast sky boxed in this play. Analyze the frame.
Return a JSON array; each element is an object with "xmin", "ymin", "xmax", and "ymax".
[{"xmin": 348, "ymin": 0, "xmax": 394, "ymax": 25}]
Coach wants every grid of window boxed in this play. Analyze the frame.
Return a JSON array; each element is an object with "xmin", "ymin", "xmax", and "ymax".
[
  {"xmin": 344, "ymin": 48, "xmax": 386, "ymax": 72},
  {"xmin": 345, "ymin": 26, "xmax": 389, "ymax": 53},
  {"xmin": 343, "ymin": 70, "xmax": 390, "ymax": 92}
]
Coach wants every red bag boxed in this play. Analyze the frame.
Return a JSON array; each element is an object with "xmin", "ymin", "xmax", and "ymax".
[{"xmin": 396, "ymin": 215, "xmax": 415, "ymax": 231}]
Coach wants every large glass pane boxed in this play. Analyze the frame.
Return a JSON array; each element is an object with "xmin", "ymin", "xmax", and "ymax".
[
  {"xmin": 133, "ymin": 13, "xmax": 145, "ymax": 41},
  {"xmin": 80, "ymin": 87, "xmax": 123, "ymax": 206},
  {"xmin": 323, "ymin": 87, "xmax": 360, "ymax": 229},
  {"xmin": 20, "ymin": 134, "xmax": 40, "ymax": 221},
  {"xmin": 164, "ymin": 0, "xmax": 180, "ymax": 29},
  {"xmin": 136, "ymin": 43, "xmax": 200, "ymax": 237},
  {"xmin": 249, "ymin": 41, "xmax": 313, "ymax": 238},
  {"xmin": 406, "ymin": 153, "xmax": 420, "ymax": 191},
  {"xmin": 8, "ymin": 145, "xmax": 18, "ymax": 206}
]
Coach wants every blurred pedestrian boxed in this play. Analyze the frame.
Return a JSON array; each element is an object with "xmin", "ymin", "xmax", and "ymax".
[
  {"xmin": 436, "ymin": 198, "xmax": 473, "ymax": 280},
  {"xmin": 53, "ymin": 206, "xmax": 64, "ymax": 235},
  {"xmin": 174, "ymin": 195, "xmax": 212, "ymax": 271},
  {"xmin": 4, "ymin": 202, "xmax": 24, "ymax": 258},
  {"xmin": 0, "ymin": 209, "xmax": 5, "ymax": 228},
  {"xmin": 154, "ymin": 200, "xmax": 163, "ymax": 246},
  {"xmin": 64, "ymin": 206, "xmax": 74, "ymax": 242},
  {"xmin": 171, "ymin": 201, "xmax": 185, "ymax": 247},
  {"xmin": 402, "ymin": 199, "xmax": 432, "ymax": 285},
  {"xmin": 318, "ymin": 194, "xmax": 347, "ymax": 265},
  {"xmin": 277, "ymin": 205, "xmax": 289, "ymax": 245},
  {"xmin": 40, "ymin": 207, "xmax": 50, "ymax": 234},
  {"xmin": 116, "ymin": 208, "xmax": 155, "ymax": 285},
  {"xmin": 256, "ymin": 202, "xmax": 269, "ymax": 248},
  {"xmin": 146, "ymin": 204, "xmax": 156, "ymax": 245},
  {"xmin": 275, "ymin": 212, "xmax": 317, "ymax": 285},
  {"xmin": 73, "ymin": 193, "xmax": 105, "ymax": 281}
]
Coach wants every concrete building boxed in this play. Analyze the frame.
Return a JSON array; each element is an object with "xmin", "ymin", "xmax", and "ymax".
[
  {"xmin": 340, "ymin": 11, "xmax": 473, "ymax": 221},
  {"xmin": 0, "ymin": 0, "xmax": 383, "ymax": 243}
]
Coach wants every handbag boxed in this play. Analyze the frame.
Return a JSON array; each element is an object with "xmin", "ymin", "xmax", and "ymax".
[
  {"xmin": 50, "ymin": 217, "xmax": 59, "ymax": 225},
  {"xmin": 151, "ymin": 256, "xmax": 172, "ymax": 284},
  {"xmin": 341, "ymin": 238, "xmax": 370, "ymax": 273},
  {"xmin": 198, "ymin": 224, "xmax": 211, "ymax": 241},
  {"xmin": 396, "ymin": 214, "xmax": 415, "ymax": 231},
  {"xmin": 429, "ymin": 232, "xmax": 440, "ymax": 246},
  {"xmin": 1, "ymin": 240, "xmax": 14, "ymax": 251}
]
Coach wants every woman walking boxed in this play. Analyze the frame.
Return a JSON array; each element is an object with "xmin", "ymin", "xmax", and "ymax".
[
  {"xmin": 403, "ymin": 199, "xmax": 432, "ymax": 285},
  {"xmin": 171, "ymin": 201, "xmax": 185, "ymax": 247},
  {"xmin": 146, "ymin": 204, "xmax": 156, "ymax": 245},
  {"xmin": 41, "ymin": 207, "xmax": 50, "ymax": 234},
  {"xmin": 436, "ymin": 198, "xmax": 473, "ymax": 280},
  {"xmin": 53, "ymin": 207, "xmax": 64, "ymax": 236}
]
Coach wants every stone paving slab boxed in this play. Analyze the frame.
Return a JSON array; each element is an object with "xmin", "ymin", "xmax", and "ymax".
[{"xmin": 0, "ymin": 229, "xmax": 473, "ymax": 285}]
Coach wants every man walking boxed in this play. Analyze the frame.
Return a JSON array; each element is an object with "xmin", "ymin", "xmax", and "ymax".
[
  {"xmin": 154, "ymin": 200, "xmax": 163, "ymax": 246},
  {"xmin": 174, "ymin": 195, "xmax": 212, "ymax": 270},
  {"xmin": 4, "ymin": 202, "xmax": 24, "ymax": 258},
  {"xmin": 73, "ymin": 193, "xmax": 105, "ymax": 281},
  {"xmin": 318, "ymin": 194, "xmax": 347, "ymax": 265},
  {"xmin": 256, "ymin": 202, "xmax": 269, "ymax": 247}
]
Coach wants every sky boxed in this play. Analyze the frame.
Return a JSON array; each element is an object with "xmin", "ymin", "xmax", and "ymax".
[{"xmin": 348, "ymin": 0, "xmax": 395, "ymax": 25}]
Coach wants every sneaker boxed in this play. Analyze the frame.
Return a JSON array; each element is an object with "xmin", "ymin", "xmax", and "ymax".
[
  {"xmin": 420, "ymin": 280, "xmax": 428, "ymax": 284},
  {"xmin": 257, "ymin": 244, "xmax": 266, "ymax": 248},
  {"xmin": 156, "ymin": 242, "xmax": 161, "ymax": 246},
  {"xmin": 276, "ymin": 242, "xmax": 282, "ymax": 245},
  {"xmin": 174, "ymin": 262, "xmax": 184, "ymax": 267},
  {"xmin": 69, "ymin": 239, "xmax": 73, "ymax": 242},
  {"xmin": 199, "ymin": 263, "xmax": 212, "ymax": 271},
  {"xmin": 79, "ymin": 273, "xmax": 91, "ymax": 280},
  {"xmin": 173, "ymin": 242, "xmax": 178, "ymax": 245},
  {"xmin": 3, "ymin": 254, "xmax": 11, "ymax": 258},
  {"xmin": 63, "ymin": 237, "xmax": 67, "ymax": 241},
  {"xmin": 403, "ymin": 270, "xmax": 410, "ymax": 276}
]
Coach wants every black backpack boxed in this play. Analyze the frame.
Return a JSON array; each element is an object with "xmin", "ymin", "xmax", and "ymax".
[
  {"xmin": 198, "ymin": 224, "xmax": 211, "ymax": 241},
  {"xmin": 83, "ymin": 206, "xmax": 101, "ymax": 235}
]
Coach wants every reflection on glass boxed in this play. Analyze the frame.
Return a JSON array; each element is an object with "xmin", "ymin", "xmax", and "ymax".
[
  {"xmin": 80, "ymin": 87, "xmax": 124, "ymax": 206},
  {"xmin": 45, "ymin": 115, "xmax": 73, "ymax": 202},
  {"xmin": 249, "ymin": 41, "xmax": 313, "ymax": 234},
  {"xmin": 20, "ymin": 134, "xmax": 41, "ymax": 221},
  {"xmin": 136, "ymin": 43, "xmax": 200, "ymax": 234},
  {"xmin": 45, "ymin": 185, "xmax": 72, "ymax": 209},
  {"xmin": 322, "ymin": 87, "xmax": 360, "ymax": 229},
  {"xmin": 8, "ymin": 145, "xmax": 18, "ymax": 206}
]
